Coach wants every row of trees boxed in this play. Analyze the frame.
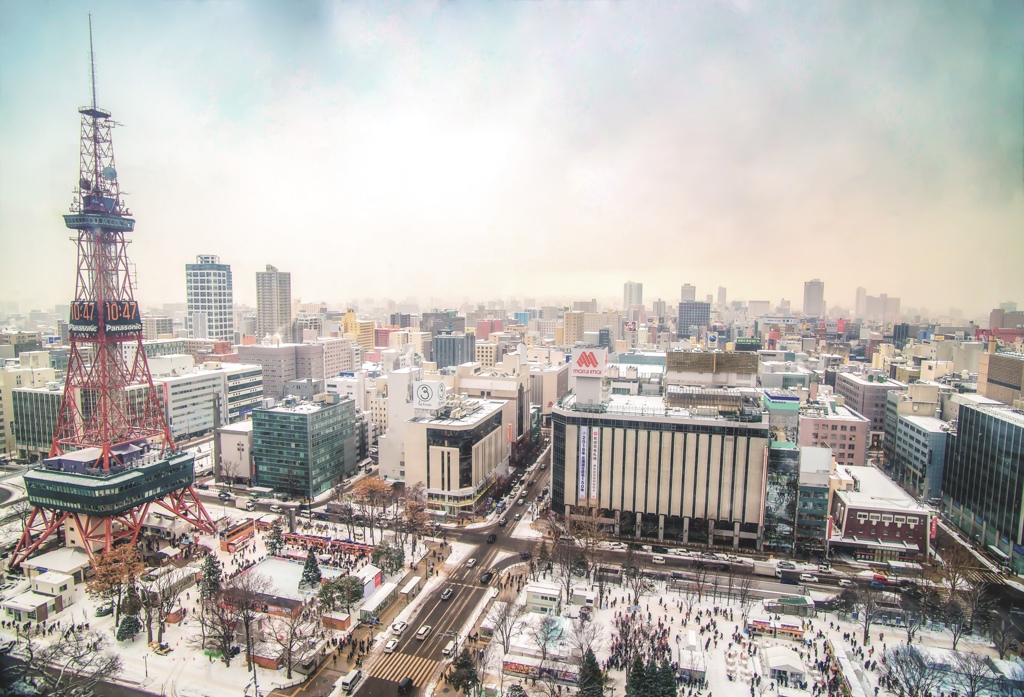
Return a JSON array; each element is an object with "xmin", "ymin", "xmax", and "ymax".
[
  {"xmin": 881, "ymin": 644, "xmax": 1021, "ymax": 697},
  {"xmin": 329, "ymin": 476, "xmax": 430, "ymax": 547}
]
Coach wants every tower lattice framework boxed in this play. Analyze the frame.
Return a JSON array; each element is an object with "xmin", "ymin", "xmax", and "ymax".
[{"xmin": 10, "ymin": 19, "xmax": 214, "ymax": 568}]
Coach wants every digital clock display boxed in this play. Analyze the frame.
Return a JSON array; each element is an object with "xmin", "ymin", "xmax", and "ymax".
[{"xmin": 68, "ymin": 300, "xmax": 142, "ymax": 338}]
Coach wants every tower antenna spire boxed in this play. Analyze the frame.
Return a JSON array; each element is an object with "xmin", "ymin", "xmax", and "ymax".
[{"xmin": 88, "ymin": 13, "xmax": 97, "ymax": 109}]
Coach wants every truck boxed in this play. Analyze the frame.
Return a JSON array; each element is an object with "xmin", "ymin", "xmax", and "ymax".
[
  {"xmin": 236, "ymin": 498, "xmax": 256, "ymax": 511},
  {"xmin": 752, "ymin": 560, "xmax": 778, "ymax": 577}
]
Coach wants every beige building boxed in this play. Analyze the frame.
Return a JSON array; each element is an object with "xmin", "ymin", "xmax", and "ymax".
[
  {"xmin": 979, "ymin": 351, "xmax": 1024, "ymax": 405},
  {"xmin": 563, "ymin": 311, "xmax": 585, "ymax": 345},
  {"xmin": 256, "ymin": 264, "xmax": 292, "ymax": 339},
  {"xmin": 1, "ymin": 351, "xmax": 55, "ymax": 456}
]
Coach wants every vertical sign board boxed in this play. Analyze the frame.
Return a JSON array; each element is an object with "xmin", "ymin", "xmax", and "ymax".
[
  {"xmin": 590, "ymin": 427, "xmax": 600, "ymax": 501},
  {"xmin": 578, "ymin": 427, "xmax": 589, "ymax": 501}
]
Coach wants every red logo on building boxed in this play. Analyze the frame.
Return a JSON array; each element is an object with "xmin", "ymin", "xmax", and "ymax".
[{"xmin": 576, "ymin": 351, "xmax": 599, "ymax": 368}]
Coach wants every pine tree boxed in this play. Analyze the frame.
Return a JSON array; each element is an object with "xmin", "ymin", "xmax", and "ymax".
[
  {"xmin": 447, "ymin": 647, "xmax": 480, "ymax": 694},
  {"xmin": 266, "ymin": 520, "xmax": 284, "ymax": 557},
  {"xmin": 625, "ymin": 658, "xmax": 648, "ymax": 697},
  {"xmin": 199, "ymin": 552, "xmax": 223, "ymax": 600},
  {"xmin": 300, "ymin": 551, "xmax": 322, "ymax": 587},
  {"xmin": 653, "ymin": 660, "xmax": 676, "ymax": 697},
  {"xmin": 116, "ymin": 614, "xmax": 141, "ymax": 642},
  {"xmin": 578, "ymin": 648, "xmax": 606, "ymax": 697}
]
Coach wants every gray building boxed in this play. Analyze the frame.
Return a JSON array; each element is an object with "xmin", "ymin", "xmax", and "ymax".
[
  {"xmin": 256, "ymin": 264, "xmax": 292, "ymax": 339},
  {"xmin": 835, "ymin": 373, "xmax": 906, "ymax": 440},
  {"xmin": 433, "ymin": 332, "xmax": 475, "ymax": 370},
  {"xmin": 677, "ymin": 301, "xmax": 710, "ymax": 338},
  {"xmin": 890, "ymin": 415, "xmax": 947, "ymax": 501},
  {"xmin": 12, "ymin": 384, "xmax": 62, "ymax": 462},
  {"xmin": 803, "ymin": 279, "xmax": 824, "ymax": 317}
]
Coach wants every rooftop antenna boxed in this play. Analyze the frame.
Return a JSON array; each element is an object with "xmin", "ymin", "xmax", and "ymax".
[{"xmin": 88, "ymin": 13, "xmax": 97, "ymax": 109}]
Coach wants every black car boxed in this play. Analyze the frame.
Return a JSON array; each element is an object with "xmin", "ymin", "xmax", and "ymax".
[
  {"xmin": 520, "ymin": 551, "xmax": 532, "ymax": 560},
  {"xmin": 652, "ymin": 545, "xmax": 669, "ymax": 554},
  {"xmin": 441, "ymin": 587, "xmax": 454, "ymax": 601},
  {"xmin": 398, "ymin": 677, "xmax": 414, "ymax": 695},
  {"xmin": 480, "ymin": 571, "xmax": 494, "ymax": 584},
  {"xmin": 486, "ymin": 534, "xmax": 497, "ymax": 544},
  {"xmin": 218, "ymin": 491, "xmax": 232, "ymax": 500}
]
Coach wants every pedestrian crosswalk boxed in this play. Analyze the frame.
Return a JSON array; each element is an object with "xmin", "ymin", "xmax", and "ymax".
[{"xmin": 369, "ymin": 651, "xmax": 439, "ymax": 686}]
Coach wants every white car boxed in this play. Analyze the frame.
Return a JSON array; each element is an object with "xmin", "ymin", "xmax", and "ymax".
[
  {"xmin": 269, "ymin": 504, "xmax": 283, "ymax": 513},
  {"xmin": 384, "ymin": 639, "xmax": 399, "ymax": 653},
  {"xmin": 799, "ymin": 574, "xmax": 819, "ymax": 583},
  {"xmin": 607, "ymin": 542, "xmax": 628, "ymax": 551},
  {"xmin": 416, "ymin": 625, "xmax": 432, "ymax": 640},
  {"xmin": 652, "ymin": 555, "xmax": 666, "ymax": 565},
  {"xmin": 391, "ymin": 621, "xmax": 408, "ymax": 636},
  {"xmin": 838, "ymin": 579, "xmax": 854, "ymax": 587},
  {"xmin": 466, "ymin": 558, "xmax": 477, "ymax": 568}
]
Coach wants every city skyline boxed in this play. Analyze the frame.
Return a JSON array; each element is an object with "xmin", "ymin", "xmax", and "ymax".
[{"xmin": 1, "ymin": 2, "xmax": 1022, "ymax": 315}]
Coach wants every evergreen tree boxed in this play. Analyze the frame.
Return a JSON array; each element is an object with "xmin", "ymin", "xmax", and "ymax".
[
  {"xmin": 447, "ymin": 647, "xmax": 480, "ymax": 694},
  {"xmin": 577, "ymin": 648, "xmax": 606, "ymax": 697},
  {"xmin": 625, "ymin": 659, "xmax": 648, "ymax": 697},
  {"xmin": 300, "ymin": 552, "xmax": 322, "ymax": 587},
  {"xmin": 266, "ymin": 520, "xmax": 284, "ymax": 557},
  {"xmin": 198, "ymin": 552, "xmax": 223, "ymax": 600},
  {"xmin": 653, "ymin": 660, "xmax": 676, "ymax": 697},
  {"xmin": 538, "ymin": 540, "xmax": 551, "ymax": 568},
  {"xmin": 116, "ymin": 614, "xmax": 141, "ymax": 642}
]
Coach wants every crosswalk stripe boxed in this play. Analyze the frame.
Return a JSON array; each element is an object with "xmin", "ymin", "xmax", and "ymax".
[{"xmin": 370, "ymin": 651, "xmax": 439, "ymax": 685}]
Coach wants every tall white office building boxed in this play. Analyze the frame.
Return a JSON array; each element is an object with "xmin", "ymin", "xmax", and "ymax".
[
  {"xmin": 680, "ymin": 284, "xmax": 697, "ymax": 302},
  {"xmin": 256, "ymin": 264, "xmax": 292, "ymax": 339},
  {"xmin": 186, "ymin": 255, "xmax": 234, "ymax": 341},
  {"xmin": 623, "ymin": 281, "xmax": 643, "ymax": 310},
  {"xmin": 803, "ymin": 278, "xmax": 825, "ymax": 317}
]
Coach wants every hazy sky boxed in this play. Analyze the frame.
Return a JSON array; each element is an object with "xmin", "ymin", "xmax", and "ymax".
[{"xmin": 1, "ymin": 1, "xmax": 1022, "ymax": 316}]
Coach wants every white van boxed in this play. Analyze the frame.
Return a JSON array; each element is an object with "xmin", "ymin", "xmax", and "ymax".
[
  {"xmin": 652, "ymin": 555, "xmax": 666, "ymax": 565},
  {"xmin": 442, "ymin": 640, "xmax": 456, "ymax": 657},
  {"xmin": 340, "ymin": 669, "xmax": 361, "ymax": 692}
]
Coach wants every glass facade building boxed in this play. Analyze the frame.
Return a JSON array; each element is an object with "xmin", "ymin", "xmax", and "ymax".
[
  {"xmin": 762, "ymin": 442, "xmax": 799, "ymax": 554},
  {"xmin": 942, "ymin": 403, "xmax": 1024, "ymax": 571},
  {"xmin": 12, "ymin": 386, "xmax": 62, "ymax": 461},
  {"xmin": 252, "ymin": 398, "xmax": 358, "ymax": 499}
]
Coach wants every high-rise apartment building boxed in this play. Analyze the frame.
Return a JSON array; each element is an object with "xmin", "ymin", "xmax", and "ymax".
[
  {"xmin": 717, "ymin": 287, "xmax": 727, "ymax": 307},
  {"xmin": 433, "ymin": 332, "xmax": 475, "ymax": 370},
  {"xmin": 563, "ymin": 311, "xmax": 585, "ymax": 345},
  {"xmin": 834, "ymin": 373, "xmax": 906, "ymax": 435},
  {"xmin": 186, "ymin": 254, "xmax": 234, "ymax": 341},
  {"xmin": 677, "ymin": 301, "xmax": 711, "ymax": 338},
  {"xmin": 803, "ymin": 279, "xmax": 825, "ymax": 317},
  {"xmin": 623, "ymin": 281, "xmax": 643, "ymax": 310},
  {"xmin": 256, "ymin": 264, "xmax": 292, "ymax": 339},
  {"xmin": 855, "ymin": 287, "xmax": 867, "ymax": 319},
  {"xmin": 680, "ymin": 284, "xmax": 696, "ymax": 303}
]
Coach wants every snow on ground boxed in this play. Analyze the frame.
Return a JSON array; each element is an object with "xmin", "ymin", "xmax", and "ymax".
[
  {"xmin": 443, "ymin": 541, "xmax": 478, "ymax": 567},
  {"xmin": 509, "ymin": 515, "xmax": 545, "ymax": 541}
]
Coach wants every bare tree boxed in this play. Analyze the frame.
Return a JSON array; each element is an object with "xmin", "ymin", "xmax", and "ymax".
[
  {"xmin": 943, "ymin": 596, "xmax": 971, "ymax": 651},
  {"xmin": 551, "ymin": 538, "xmax": 583, "ymax": 602},
  {"xmin": 989, "ymin": 609, "xmax": 1022, "ymax": 660},
  {"xmin": 13, "ymin": 630, "xmax": 124, "ymax": 696},
  {"xmin": 270, "ymin": 599, "xmax": 323, "ymax": 679},
  {"xmin": 962, "ymin": 581, "xmax": 995, "ymax": 633},
  {"xmin": 880, "ymin": 645, "xmax": 944, "ymax": 697},
  {"xmin": 224, "ymin": 572, "xmax": 273, "ymax": 671},
  {"xmin": 351, "ymin": 475, "xmax": 394, "ymax": 543},
  {"xmin": 527, "ymin": 614, "xmax": 562, "ymax": 666},
  {"xmin": 678, "ymin": 581, "xmax": 700, "ymax": 619},
  {"xmin": 903, "ymin": 606, "xmax": 928, "ymax": 646},
  {"xmin": 491, "ymin": 593, "xmax": 526, "ymax": 654},
  {"xmin": 690, "ymin": 562, "xmax": 711, "ymax": 602},
  {"xmin": 940, "ymin": 544, "xmax": 976, "ymax": 596},
  {"xmin": 611, "ymin": 610, "xmax": 654, "ymax": 673},
  {"xmin": 565, "ymin": 615, "xmax": 605, "ymax": 675},
  {"xmin": 569, "ymin": 506, "xmax": 604, "ymax": 575},
  {"xmin": 951, "ymin": 651, "xmax": 997, "ymax": 697},
  {"xmin": 734, "ymin": 574, "xmax": 757, "ymax": 617},
  {"xmin": 192, "ymin": 590, "xmax": 239, "ymax": 666}
]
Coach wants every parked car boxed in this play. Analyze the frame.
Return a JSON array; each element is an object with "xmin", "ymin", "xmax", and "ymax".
[
  {"xmin": 652, "ymin": 546, "xmax": 669, "ymax": 554},
  {"xmin": 486, "ymin": 534, "xmax": 497, "ymax": 544},
  {"xmin": 520, "ymin": 551, "xmax": 532, "ymax": 561},
  {"xmin": 799, "ymin": 574, "xmax": 819, "ymax": 583},
  {"xmin": 441, "ymin": 588, "xmax": 454, "ymax": 601},
  {"xmin": 96, "ymin": 605, "xmax": 113, "ymax": 617},
  {"xmin": 480, "ymin": 571, "xmax": 494, "ymax": 584},
  {"xmin": 415, "ymin": 625, "xmax": 432, "ymax": 640},
  {"xmin": 384, "ymin": 639, "xmax": 399, "ymax": 653},
  {"xmin": 391, "ymin": 621, "xmax": 408, "ymax": 636},
  {"xmin": 778, "ymin": 561, "xmax": 797, "ymax": 570}
]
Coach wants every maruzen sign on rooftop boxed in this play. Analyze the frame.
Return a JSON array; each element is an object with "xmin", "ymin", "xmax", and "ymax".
[{"xmin": 570, "ymin": 348, "xmax": 608, "ymax": 377}]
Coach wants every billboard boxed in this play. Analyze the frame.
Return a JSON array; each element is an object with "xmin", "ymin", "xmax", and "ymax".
[
  {"xmin": 578, "ymin": 427, "xmax": 589, "ymax": 500},
  {"xmin": 590, "ymin": 427, "xmax": 600, "ymax": 501},
  {"xmin": 570, "ymin": 348, "xmax": 607, "ymax": 377},
  {"xmin": 102, "ymin": 301, "xmax": 142, "ymax": 335},
  {"xmin": 414, "ymin": 381, "xmax": 447, "ymax": 410}
]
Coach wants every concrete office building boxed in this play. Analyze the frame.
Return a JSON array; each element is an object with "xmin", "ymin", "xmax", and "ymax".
[
  {"xmin": 664, "ymin": 351, "xmax": 758, "ymax": 389},
  {"xmin": 217, "ymin": 420, "xmax": 254, "ymax": 486},
  {"xmin": 794, "ymin": 447, "xmax": 833, "ymax": 557},
  {"xmin": 252, "ymin": 396, "xmax": 358, "ymax": 498},
  {"xmin": 237, "ymin": 339, "xmax": 356, "ymax": 400},
  {"xmin": 978, "ymin": 351, "xmax": 1024, "ymax": 405},
  {"xmin": 803, "ymin": 279, "xmax": 825, "ymax": 317},
  {"xmin": 834, "ymin": 373, "xmax": 906, "ymax": 439},
  {"xmin": 890, "ymin": 415, "xmax": 947, "ymax": 501},
  {"xmin": 677, "ymin": 302, "xmax": 711, "ymax": 338},
  {"xmin": 563, "ymin": 311, "xmax": 586, "ymax": 345},
  {"xmin": 11, "ymin": 383, "xmax": 63, "ymax": 462},
  {"xmin": 142, "ymin": 316, "xmax": 174, "ymax": 341},
  {"xmin": 552, "ymin": 347, "xmax": 770, "ymax": 547},
  {"xmin": 680, "ymin": 284, "xmax": 697, "ymax": 303},
  {"xmin": 256, "ymin": 264, "xmax": 292, "ymax": 339},
  {"xmin": 151, "ymin": 358, "xmax": 264, "ymax": 441},
  {"xmin": 0, "ymin": 351, "xmax": 55, "ymax": 457},
  {"xmin": 797, "ymin": 400, "xmax": 869, "ymax": 466},
  {"xmin": 185, "ymin": 255, "xmax": 234, "ymax": 341},
  {"xmin": 942, "ymin": 403, "xmax": 1024, "ymax": 571}
]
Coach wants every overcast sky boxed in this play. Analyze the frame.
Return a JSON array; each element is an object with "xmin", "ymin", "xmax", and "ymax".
[{"xmin": 1, "ymin": 1, "xmax": 1021, "ymax": 317}]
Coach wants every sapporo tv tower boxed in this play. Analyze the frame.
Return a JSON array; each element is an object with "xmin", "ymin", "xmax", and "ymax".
[{"xmin": 10, "ymin": 19, "xmax": 215, "ymax": 568}]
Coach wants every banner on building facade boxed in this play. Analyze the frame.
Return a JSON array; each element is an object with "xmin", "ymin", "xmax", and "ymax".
[
  {"xmin": 590, "ymin": 427, "xmax": 600, "ymax": 501},
  {"xmin": 578, "ymin": 427, "xmax": 589, "ymax": 501}
]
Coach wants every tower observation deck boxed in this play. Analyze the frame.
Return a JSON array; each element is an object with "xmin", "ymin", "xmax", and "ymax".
[{"xmin": 10, "ymin": 19, "xmax": 215, "ymax": 568}]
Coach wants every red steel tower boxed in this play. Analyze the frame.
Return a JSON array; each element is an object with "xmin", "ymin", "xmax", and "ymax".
[{"xmin": 10, "ymin": 20, "xmax": 215, "ymax": 568}]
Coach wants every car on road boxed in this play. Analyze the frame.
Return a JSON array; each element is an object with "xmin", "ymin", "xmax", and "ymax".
[
  {"xmin": 608, "ymin": 542, "xmax": 628, "ymax": 550},
  {"xmin": 269, "ymin": 504, "xmax": 283, "ymax": 513},
  {"xmin": 480, "ymin": 571, "xmax": 494, "ymax": 584},
  {"xmin": 384, "ymin": 639, "xmax": 399, "ymax": 653},
  {"xmin": 652, "ymin": 555, "xmax": 666, "ymax": 565},
  {"xmin": 838, "ymin": 579, "xmax": 854, "ymax": 587},
  {"xmin": 441, "ymin": 588, "xmax": 455, "ymax": 601},
  {"xmin": 197, "ymin": 483, "xmax": 209, "ymax": 490},
  {"xmin": 416, "ymin": 625, "xmax": 432, "ymax": 640},
  {"xmin": 870, "ymin": 581, "xmax": 887, "ymax": 590},
  {"xmin": 799, "ymin": 574, "xmax": 819, "ymax": 583},
  {"xmin": 486, "ymin": 534, "xmax": 497, "ymax": 544},
  {"xmin": 652, "ymin": 545, "xmax": 669, "ymax": 554},
  {"xmin": 517, "ymin": 498, "xmax": 526, "ymax": 506},
  {"xmin": 218, "ymin": 491, "xmax": 232, "ymax": 500},
  {"xmin": 466, "ymin": 558, "xmax": 477, "ymax": 567},
  {"xmin": 498, "ymin": 517, "xmax": 508, "ymax": 527},
  {"xmin": 778, "ymin": 561, "xmax": 797, "ymax": 570},
  {"xmin": 391, "ymin": 621, "xmax": 408, "ymax": 635},
  {"xmin": 527, "ymin": 480, "xmax": 535, "ymax": 487},
  {"xmin": 398, "ymin": 677, "xmax": 414, "ymax": 695},
  {"xmin": 513, "ymin": 513, "xmax": 521, "ymax": 521},
  {"xmin": 520, "ymin": 551, "xmax": 532, "ymax": 560}
]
